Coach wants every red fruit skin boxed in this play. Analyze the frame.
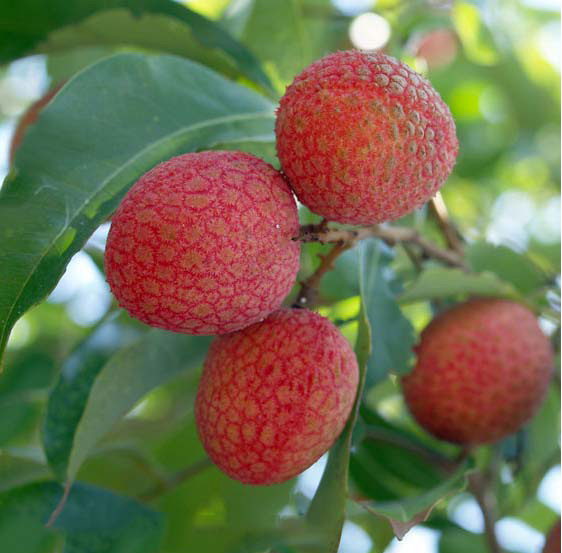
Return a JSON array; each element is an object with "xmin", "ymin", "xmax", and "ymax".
[
  {"xmin": 402, "ymin": 299, "xmax": 553, "ymax": 445},
  {"xmin": 543, "ymin": 518, "xmax": 561, "ymax": 553},
  {"xmin": 104, "ymin": 151, "xmax": 300, "ymax": 335},
  {"xmin": 9, "ymin": 83, "xmax": 63, "ymax": 164},
  {"xmin": 414, "ymin": 29, "xmax": 459, "ymax": 70},
  {"xmin": 195, "ymin": 308, "xmax": 359, "ymax": 485},
  {"xmin": 275, "ymin": 50, "xmax": 458, "ymax": 224}
]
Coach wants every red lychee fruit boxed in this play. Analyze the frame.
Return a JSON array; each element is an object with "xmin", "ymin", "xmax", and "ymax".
[
  {"xmin": 195, "ymin": 308, "xmax": 359, "ymax": 485},
  {"xmin": 104, "ymin": 151, "xmax": 300, "ymax": 335},
  {"xmin": 275, "ymin": 50, "xmax": 458, "ymax": 225},
  {"xmin": 402, "ymin": 299, "xmax": 553, "ymax": 445},
  {"xmin": 543, "ymin": 518, "xmax": 561, "ymax": 553},
  {"xmin": 413, "ymin": 29, "xmax": 459, "ymax": 70},
  {"xmin": 9, "ymin": 83, "xmax": 64, "ymax": 164}
]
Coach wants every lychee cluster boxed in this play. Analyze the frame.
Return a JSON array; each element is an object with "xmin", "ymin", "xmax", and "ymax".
[{"xmin": 102, "ymin": 50, "xmax": 550, "ymax": 486}]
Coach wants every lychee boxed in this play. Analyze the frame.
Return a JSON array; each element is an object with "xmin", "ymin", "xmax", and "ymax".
[
  {"xmin": 104, "ymin": 151, "xmax": 300, "ymax": 335},
  {"xmin": 402, "ymin": 299, "xmax": 553, "ymax": 445},
  {"xmin": 275, "ymin": 50, "xmax": 458, "ymax": 224},
  {"xmin": 543, "ymin": 518, "xmax": 560, "ymax": 553},
  {"xmin": 195, "ymin": 308, "xmax": 359, "ymax": 485}
]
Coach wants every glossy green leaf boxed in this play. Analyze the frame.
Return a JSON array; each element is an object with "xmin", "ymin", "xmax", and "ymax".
[
  {"xmin": 350, "ymin": 408, "xmax": 450, "ymax": 501},
  {"xmin": 235, "ymin": 0, "xmax": 309, "ymax": 91},
  {"xmin": 438, "ymin": 527, "xmax": 490, "ymax": 553},
  {"xmin": 43, "ymin": 319, "xmax": 139, "ymax": 479},
  {"xmin": 0, "ymin": 0, "xmax": 272, "ymax": 91},
  {"xmin": 399, "ymin": 267, "xmax": 519, "ymax": 304},
  {"xmin": 0, "ymin": 481, "xmax": 163, "ymax": 553},
  {"xmin": 302, "ymin": 241, "xmax": 372, "ymax": 552},
  {"xmin": 360, "ymin": 240, "xmax": 415, "ymax": 384},
  {"xmin": 64, "ymin": 329, "xmax": 210, "ymax": 484},
  {"xmin": 0, "ymin": 52, "xmax": 275, "ymax": 363},
  {"xmin": 358, "ymin": 460, "xmax": 471, "ymax": 539},
  {"xmin": 466, "ymin": 242, "xmax": 546, "ymax": 295},
  {"xmin": 0, "ymin": 453, "xmax": 52, "ymax": 493}
]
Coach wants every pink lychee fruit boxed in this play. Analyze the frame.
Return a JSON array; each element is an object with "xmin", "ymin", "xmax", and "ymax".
[
  {"xmin": 275, "ymin": 50, "xmax": 458, "ymax": 225},
  {"xmin": 195, "ymin": 308, "xmax": 359, "ymax": 485},
  {"xmin": 413, "ymin": 29, "xmax": 459, "ymax": 70},
  {"xmin": 104, "ymin": 151, "xmax": 300, "ymax": 335},
  {"xmin": 402, "ymin": 299, "xmax": 553, "ymax": 445}
]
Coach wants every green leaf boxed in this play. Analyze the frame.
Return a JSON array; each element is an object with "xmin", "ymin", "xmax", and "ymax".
[
  {"xmin": 359, "ymin": 240, "xmax": 415, "ymax": 384},
  {"xmin": 357, "ymin": 460, "xmax": 472, "ymax": 539},
  {"xmin": 302, "ymin": 241, "xmax": 372, "ymax": 552},
  {"xmin": 0, "ymin": 0, "xmax": 272, "ymax": 91},
  {"xmin": 0, "ymin": 453, "xmax": 52, "ymax": 493},
  {"xmin": 452, "ymin": 2, "xmax": 500, "ymax": 65},
  {"xmin": 50, "ymin": 327, "xmax": 210, "ymax": 484},
  {"xmin": 0, "ymin": 52, "xmax": 275, "ymax": 362},
  {"xmin": 43, "ymin": 319, "xmax": 140, "ymax": 479},
  {"xmin": 233, "ymin": 0, "xmax": 309, "ymax": 91},
  {"xmin": 350, "ymin": 408, "xmax": 450, "ymax": 501},
  {"xmin": 399, "ymin": 267, "xmax": 519, "ymax": 304},
  {"xmin": 466, "ymin": 242, "xmax": 546, "ymax": 295},
  {"xmin": 0, "ymin": 481, "xmax": 163, "ymax": 553},
  {"xmin": 439, "ymin": 527, "xmax": 490, "ymax": 553}
]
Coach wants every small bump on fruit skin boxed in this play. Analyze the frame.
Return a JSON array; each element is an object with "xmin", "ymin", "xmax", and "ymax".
[
  {"xmin": 195, "ymin": 308, "xmax": 359, "ymax": 485},
  {"xmin": 275, "ymin": 50, "xmax": 458, "ymax": 225},
  {"xmin": 104, "ymin": 151, "xmax": 300, "ymax": 335},
  {"xmin": 402, "ymin": 299, "xmax": 553, "ymax": 445}
]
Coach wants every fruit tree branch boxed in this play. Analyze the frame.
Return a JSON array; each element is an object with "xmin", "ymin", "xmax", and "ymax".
[
  {"xmin": 468, "ymin": 448, "xmax": 504, "ymax": 553},
  {"xmin": 296, "ymin": 223, "xmax": 467, "ymax": 270},
  {"xmin": 429, "ymin": 192, "xmax": 464, "ymax": 255},
  {"xmin": 293, "ymin": 241, "xmax": 353, "ymax": 308}
]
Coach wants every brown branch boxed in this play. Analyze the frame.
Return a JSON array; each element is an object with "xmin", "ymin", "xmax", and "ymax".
[
  {"xmin": 293, "ymin": 241, "xmax": 353, "ymax": 309},
  {"xmin": 429, "ymin": 192, "xmax": 464, "ymax": 255},
  {"xmin": 138, "ymin": 457, "xmax": 212, "ymax": 502},
  {"xmin": 45, "ymin": 481, "xmax": 71, "ymax": 528},
  {"xmin": 296, "ymin": 223, "xmax": 467, "ymax": 270},
  {"xmin": 468, "ymin": 448, "xmax": 504, "ymax": 553}
]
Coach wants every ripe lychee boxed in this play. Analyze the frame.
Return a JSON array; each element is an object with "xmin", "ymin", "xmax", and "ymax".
[
  {"xmin": 10, "ymin": 83, "xmax": 64, "ymax": 163},
  {"xmin": 402, "ymin": 299, "xmax": 553, "ymax": 444},
  {"xmin": 413, "ymin": 29, "xmax": 459, "ymax": 70},
  {"xmin": 195, "ymin": 308, "xmax": 359, "ymax": 485},
  {"xmin": 275, "ymin": 50, "xmax": 458, "ymax": 224},
  {"xmin": 104, "ymin": 151, "xmax": 300, "ymax": 335},
  {"xmin": 543, "ymin": 518, "xmax": 560, "ymax": 553}
]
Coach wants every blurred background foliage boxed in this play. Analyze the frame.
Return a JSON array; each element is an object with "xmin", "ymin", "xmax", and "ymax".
[{"xmin": 0, "ymin": 1, "xmax": 559, "ymax": 553}]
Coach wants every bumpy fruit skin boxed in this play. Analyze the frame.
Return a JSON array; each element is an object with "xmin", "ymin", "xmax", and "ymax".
[
  {"xmin": 275, "ymin": 50, "xmax": 458, "ymax": 224},
  {"xmin": 402, "ymin": 299, "xmax": 553, "ymax": 444},
  {"xmin": 543, "ymin": 518, "xmax": 561, "ymax": 553},
  {"xmin": 105, "ymin": 151, "xmax": 300, "ymax": 335},
  {"xmin": 195, "ymin": 308, "xmax": 359, "ymax": 485}
]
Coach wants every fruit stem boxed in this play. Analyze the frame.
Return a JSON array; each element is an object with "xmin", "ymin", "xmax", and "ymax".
[
  {"xmin": 296, "ymin": 222, "xmax": 467, "ymax": 269},
  {"xmin": 428, "ymin": 193, "xmax": 465, "ymax": 256},
  {"xmin": 468, "ymin": 448, "xmax": 504, "ymax": 553},
  {"xmin": 293, "ymin": 241, "xmax": 353, "ymax": 309}
]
